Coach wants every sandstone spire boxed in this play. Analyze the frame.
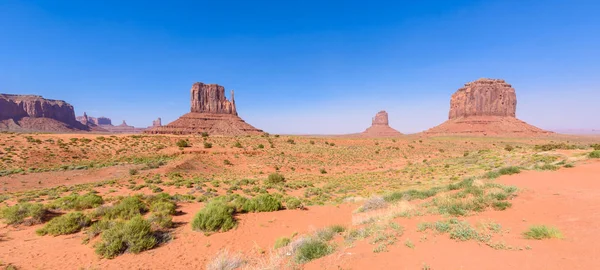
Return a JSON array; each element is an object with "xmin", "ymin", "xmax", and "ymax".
[{"xmin": 359, "ymin": 110, "xmax": 403, "ymax": 137}]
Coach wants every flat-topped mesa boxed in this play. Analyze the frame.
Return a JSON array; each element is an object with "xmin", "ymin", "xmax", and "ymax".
[
  {"xmin": 372, "ymin": 111, "xmax": 389, "ymax": 126},
  {"xmin": 449, "ymin": 78, "xmax": 516, "ymax": 119},
  {"xmin": 190, "ymin": 83, "xmax": 237, "ymax": 115}
]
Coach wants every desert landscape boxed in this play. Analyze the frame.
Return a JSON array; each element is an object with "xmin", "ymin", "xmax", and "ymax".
[{"xmin": 1, "ymin": 78, "xmax": 599, "ymax": 270}]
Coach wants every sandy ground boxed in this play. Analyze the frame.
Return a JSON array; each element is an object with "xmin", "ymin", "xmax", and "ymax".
[{"xmin": 1, "ymin": 160, "xmax": 600, "ymax": 269}]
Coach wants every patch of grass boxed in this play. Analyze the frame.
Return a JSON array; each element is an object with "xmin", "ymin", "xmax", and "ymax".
[
  {"xmin": 523, "ymin": 225, "xmax": 562, "ymax": 240},
  {"xmin": 176, "ymin": 139, "xmax": 191, "ymax": 148},
  {"xmin": 206, "ymin": 250, "xmax": 244, "ymax": 270},
  {"xmin": 589, "ymin": 150, "xmax": 600, "ymax": 159},
  {"xmin": 274, "ymin": 237, "xmax": 291, "ymax": 249},
  {"xmin": 404, "ymin": 239, "xmax": 415, "ymax": 249},
  {"xmin": 203, "ymin": 142, "xmax": 213, "ymax": 149},
  {"xmin": 265, "ymin": 173, "xmax": 285, "ymax": 185},
  {"xmin": 36, "ymin": 212, "xmax": 91, "ymax": 236},
  {"xmin": 295, "ymin": 238, "xmax": 334, "ymax": 264},
  {"xmin": 95, "ymin": 216, "xmax": 158, "ymax": 258},
  {"xmin": 319, "ymin": 168, "xmax": 327, "ymax": 174},
  {"xmin": 96, "ymin": 196, "xmax": 147, "ymax": 220},
  {"xmin": 357, "ymin": 196, "xmax": 387, "ymax": 213},
  {"xmin": 191, "ymin": 202, "xmax": 236, "ymax": 232},
  {"xmin": 242, "ymin": 194, "xmax": 283, "ymax": 213},
  {"xmin": 49, "ymin": 193, "xmax": 104, "ymax": 210},
  {"xmin": 0, "ymin": 203, "xmax": 47, "ymax": 225}
]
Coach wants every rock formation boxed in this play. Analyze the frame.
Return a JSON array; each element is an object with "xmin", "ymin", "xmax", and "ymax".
[
  {"xmin": 360, "ymin": 111, "xmax": 403, "ymax": 137},
  {"xmin": 0, "ymin": 94, "xmax": 89, "ymax": 132},
  {"xmin": 77, "ymin": 114, "xmax": 112, "ymax": 126},
  {"xmin": 145, "ymin": 82, "xmax": 262, "ymax": 135},
  {"xmin": 425, "ymin": 79, "xmax": 551, "ymax": 136},
  {"xmin": 152, "ymin": 118, "xmax": 162, "ymax": 127}
]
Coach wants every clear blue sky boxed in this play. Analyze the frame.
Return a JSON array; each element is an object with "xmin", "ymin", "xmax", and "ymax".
[{"xmin": 1, "ymin": 0, "xmax": 599, "ymax": 133}]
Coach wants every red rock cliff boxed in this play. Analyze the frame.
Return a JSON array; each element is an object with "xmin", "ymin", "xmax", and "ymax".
[
  {"xmin": 0, "ymin": 94, "xmax": 81, "ymax": 126},
  {"xmin": 448, "ymin": 78, "xmax": 516, "ymax": 119},
  {"xmin": 190, "ymin": 83, "xmax": 237, "ymax": 115}
]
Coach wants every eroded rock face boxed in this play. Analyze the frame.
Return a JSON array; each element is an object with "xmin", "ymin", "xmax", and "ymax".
[
  {"xmin": 372, "ymin": 111, "xmax": 389, "ymax": 126},
  {"xmin": 146, "ymin": 82, "xmax": 262, "ymax": 135},
  {"xmin": 449, "ymin": 78, "xmax": 516, "ymax": 119},
  {"xmin": 0, "ymin": 94, "xmax": 83, "ymax": 128},
  {"xmin": 191, "ymin": 83, "xmax": 237, "ymax": 115},
  {"xmin": 152, "ymin": 118, "xmax": 162, "ymax": 127}
]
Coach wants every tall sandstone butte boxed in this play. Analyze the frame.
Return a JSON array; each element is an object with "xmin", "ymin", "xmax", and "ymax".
[
  {"xmin": 426, "ymin": 78, "xmax": 550, "ymax": 136},
  {"xmin": 145, "ymin": 82, "xmax": 262, "ymax": 135},
  {"xmin": 0, "ymin": 94, "xmax": 89, "ymax": 132},
  {"xmin": 359, "ymin": 110, "xmax": 403, "ymax": 137}
]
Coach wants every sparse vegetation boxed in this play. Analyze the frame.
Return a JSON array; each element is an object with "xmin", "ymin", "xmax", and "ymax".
[
  {"xmin": 191, "ymin": 202, "xmax": 236, "ymax": 233},
  {"xmin": 95, "ymin": 216, "xmax": 158, "ymax": 258},
  {"xmin": 36, "ymin": 212, "xmax": 91, "ymax": 236},
  {"xmin": 523, "ymin": 225, "xmax": 563, "ymax": 240},
  {"xmin": 0, "ymin": 203, "xmax": 47, "ymax": 225}
]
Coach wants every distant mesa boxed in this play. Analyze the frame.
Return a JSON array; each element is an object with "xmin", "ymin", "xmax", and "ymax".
[
  {"xmin": 425, "ymin": 78, "xmax": 551, "ymax": 136},
  {"xmin": 360, "ymin": 110, "xmax": 403, "ymax": 137},
  {"xmin": 145, "ymin": 82, "xmax": 263, "ymax": 135},
  {"xmin": 0, "ymin": 94, "xmax": 90, "ymax": 132},
  {"xmin": 77, "ymin": 114, "xmax": 145, "ymax": 133}
]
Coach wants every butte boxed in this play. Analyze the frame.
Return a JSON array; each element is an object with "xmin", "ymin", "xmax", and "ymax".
[
  {"xmin": 145, "ymin": 82, "xmax": 263, "ymax": 136},
  {"xmin": 425, "ymin": 78, "xmax": 551, "ymax": 136},
  {"xmin": 359, "ymin": 110, "xmax": 403, "ymax": 137}
]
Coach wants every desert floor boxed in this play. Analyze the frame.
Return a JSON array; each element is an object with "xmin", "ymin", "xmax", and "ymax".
[{"xmin": 0, "ymin": 132, "xmax": 599, "ymax": 269}]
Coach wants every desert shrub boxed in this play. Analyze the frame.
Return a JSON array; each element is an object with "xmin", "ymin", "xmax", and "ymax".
[
  {"xmin": 295, "ymin": 238, "xmax": 334, "ymax": 263},
  {"xmin": 274, "ymin": 237, "xmax": 291, "ymax": 249},
  {"xmin": 504, "ymin": 145, "xmax": 514, "ymax": 152},
  {"xmin": 150, "ymin": 201, "xmax": 176, "ymax": 215},
  {"xmin": 285, "ymin": 197, "xmax": 303, "ymax": 210},
  {"xmin": 191, "ymin": 202, "xmax": 236, "ymax": 232},
  {"xmin": 0, "ymin": 203, "xmax": 47, "ymax": 225},
  {"xmin": 242, "ymin": 194, "xmax": 283, "ymax": 213},
  {"xmin": 50, "ymin": 193, "xmax": 104, "ymax": 210},
  {"xmin": 309, "ymin": 140, "xmax": 315, "ymax": 145},
  {"xmin": 148, "ymin": 212, "xmax": 173, "ymax": 229},
  {"xmin": 589, "ymin": 150, "xmax": 600, "ymax": 159},
  {"xmin": 383, "ymin": 187, "xmax": 441, "ymax": 202},
  {"xmin": 98, "ymin": 196, "xmax": 148, "ymax": 220},
  {"xmin": 492, "ymin": 201, "xmax": 512, "ymax": 210},
  {"xmin": 176, "ymin": 139, "xmax": 191, "ymax": 148},
  {"xmin": 129, "ymin": 168, "xmax": 139, "ymax": 175},
  {"xmin": 257, "ymin": 144, "xmax": 264, "ymax": 149},
  {"xmin": 357, "ymin": 196, "xmax": 387, "ymax": 212},
  {"xmin": 201, "ymin": 132, "xmax": 209, "ymax": 138},
  {"xmin": 286, "ymin": 139, "xmax": 296, "ymax": 144},
  {"xmin": 523, "ymin": 225, "xmax": 562, "ymax": 240},
  {"xmin": 534, "ymin": 143, "xmax": 577, "ymax": 151},
  {"xmin": 223, "ymin": 159, "xmax": 233, "ymax": 166},
  {"xmin": 203, "ymin": 142, "xmax": 213, "ymax": 149},
  {"xmin": 95, "ymin": 216, "xmax": 158, "ymax": 258},
  {"xmin": 591, "ymin": 144, "xmax": 600, "ymax": 150},
  {"xmin": 206, "ymin": 250, "xmax": 244, "ymax": 270},
  {"xmin": 449, "ymin": 221, "xmax": 478, "ymax": 241},
  {"xmin": 319, "ymin": 168, "xmax": 327, "ymax": 174},
  {"xmin": 498, "ymin": 166, "xmax": 521, "ymax": 175},
  {"xmin": 266, "ymin": 173, "xmax": 285, "ymax": 185},
  {"xmin": 233, "ymin": 141, "xmax": 243, "ymax": 148},
  {"xmin": 37, "ymin": 212, "xmax": 91, "ymax": 236},
  {"xmin": 537, "ymin": 164, "xmax": 559, "ymax": 171}
]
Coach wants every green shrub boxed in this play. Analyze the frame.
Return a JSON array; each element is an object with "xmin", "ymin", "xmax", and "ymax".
[
  {"xmin": 203, "ymin": 142, "xmax": 213, "ymax": 149},
  {"xmin": 223, "ymin": 159, "xmax": 233, "ymax": 166},
  {"xmin": 233, "ymin": 141, "xmax": 243, "ymax": 148},
  {"xmin": 176, "ymin": 139, "xmax": 191, "ymax": 148},
  {"xmin": 191, "ymin": 202, "xmax": 236, "ymax": 232},
  {"xmin": 0, "ymin": 203, "xmax": 47, "ymax": 225},
  {"xmin": 319, "ymin": 168, "xmax": 327, "ymax": 174},
  {"xmin": 274, "ymin": 237, "xmax": 291, "ymax": 249},
  {"xmin": 150, "ymin": 201, "xmax": 176, "ymax": 215},
  {"xmin": 492, "ymin": 201, "xmax": 512, "ymax": 211},
  {"xmin": 242, "ymin": 194, "xmax": 283, "ymax": 213},
  {"xmin": 148, "ymin": 212, "xmax": 173, "ymax": 229},
  {"xmin": 523, "ymin": 225, "xmax": 562, "ymax": 240},
  {"xmin": 266, "ymin": 173, "xmax": 285, "ymax": 185},
  {"xmin": 37, "ymin": 212, "xmax": 91, "ymax": 236},
  {"xmin": 98, "ymin": 197, "xmax": 147, "ymax": 220},
  {"xmin": 129, "ymin": 168, "xmax": 139, "ymax": 175},
  {"xmin": 498, "ymin": 166, "xmax": 521, "ymax": 175},
  {"xmin": 589, "ymin": 150, "xmax": 600, "ymax": 159},
  {"xmin": 295, "ymin": 239, "xmax": 334, "ymax": 263},
  {"xmin": 285, "ymin": 197, "xmax": 303, "ymax": 210},
  {"xmin": 201, "ymin": 132, "xmax": 209, "ymax": 138},
  {"xmin": 257, "ymin": 144, "xmax": 265, "ymax": 149},
  {"xmin": 50, "ymin": 193, "xmax": 104, "ymax": 210},
  {"xmin": 95, "ymin": 216, "xmax": 158, "ymax": 258}
]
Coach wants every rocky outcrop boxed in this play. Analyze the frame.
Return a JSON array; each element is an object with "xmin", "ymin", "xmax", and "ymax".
[
  {"xmin": 77, "ymin": 114, "xmax": 113, "ymax": 126},
  {"xmin": 359, "ymin": 110, "xmax": 403, "ymax": 137},
  {"xmin": 426, "ymin": 79, "xmax": 551, "ymax": 136},
  {"xmin": 152, "ymin": 118, "xmax": 162, "ymax": 127},
  {"xmin": 146, "ymin": 82, "xmax": 262, "ymax": 135},
  {"xmin": 0, "ymin": 94, "xmax": 89, "ymax": 132},
  {"xmin": 191, "ymin": 83, "xmax": 237, "ymax": 115},
  {"xmin": 449, "ymin": 79, "xmax": 516, "ymax": 119}
]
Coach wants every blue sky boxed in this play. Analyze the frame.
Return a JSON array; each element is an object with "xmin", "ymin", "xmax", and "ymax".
[{"xmin": 1, "ymin": 0, "xmax": 598, "ymax": 133}]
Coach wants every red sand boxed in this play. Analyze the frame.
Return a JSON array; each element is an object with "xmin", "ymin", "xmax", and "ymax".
[{"xmin": 2, "ymin": 162, "xmax": 600, "ymax": 269}]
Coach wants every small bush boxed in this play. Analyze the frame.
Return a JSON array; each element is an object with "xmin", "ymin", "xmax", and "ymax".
[
  {"xmin": 95, "ymin": 216, "xmax": 158, "ymax": 258},
  {"xmin": 176, "ymin": 139, "xmax": 191, "ymax": 148},
  {"xmin": 504, "ymin": 145, "xmax": 514, "ymax": 152},
  {"xmin": 150, "ymin": 201, "xmax": 176, "ymax": 215},
  {"xmin": 589, "ymin": 150, "xmax": 600, "ymax": 159},
  {"xmin": 286, "ymin": 139, "xmax": 296, "ymax": 144},
  {"xmin": 0, "ymin": 203, "xmax": 47, "ymax": 225},
  {"xmin": 203, "ymin": 142, "xmax": 213, "ymax": 149},
  {"xmin": 274, "ymin": 237, "xmax": 291, "ymax": 249},
  {"xmin": 266, "ymin": 173, "xmax": 285, "ymax": 185},
  {"xmin": 498, "ymin": 166, "xmax": 521, "ymax": 176},
  {"xmin": 285, "ymin": 197, "xmax": 303, "ymax": 210},
  {"xmin": 319, "ymin": 168, "xmax": 327, "ymax": 174},
  {"xmin": 201, "ymin": 132, "xmax": 209, "ymax": 138},
  {"xmin": 523, "ymin": 225, "xmax": 562, "ymax": 240},
  {"xmin": 50, "ymin": 193, "xmax": 104, "ymax": 210},
  {"xmin": 37, "ymin": 212, "xmax": 91, "ymax": 236},
  {"xmin": 148, "ymin": 212, "xmax": 173, "ymax": 229},
  {"xmin": 233, "ymin": 141, "xmax": 243, "ymax": 148},
  {"xmin": 242, "ymin": 194, "xmax": 283, "ymax": 213},
  {"xmin": 206, "ymin": 250, "xmax": 244, "ymax": 270},
  {"xmin": 257, "ymin": 144, "xmax": 264, "ymax": 149},
  {"xmin": 191, "ymin": 202, "xmax": 236, "ymax": 232},
  {"xmin": 295, "ymin": 239, "xmax": 333, "ymax": 263},
  {"xmin": 223, "ymin": 159, "xmax": 233, "ymax": 166},
  {"xmin": 357, "ymin": 196, "xmax": 387, "ymax": 213},
  {"xmin": 492, "ymin": 201, "xmax": 512, "ymax": 211},
  {"xmin": 98, "ymin": 196, "xmax": 147, "ymax": 220},
  {"xmin": 129, "ymin": 168, "xmax": 139, "ymax": 176},
  {"xmin": 591, "ymin": 144, "xmax": 600, "ymax": 150}
]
